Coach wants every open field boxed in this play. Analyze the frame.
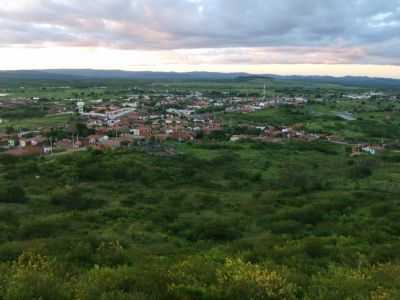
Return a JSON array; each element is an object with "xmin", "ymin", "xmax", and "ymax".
[{"xmin": 0, "ymin": 114, "xmax": 72, "ymax": 130}]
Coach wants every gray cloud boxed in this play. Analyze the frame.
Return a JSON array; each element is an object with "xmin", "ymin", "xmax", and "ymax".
[{"xmin": 0, "ymin": 0, "xmax": 399, "ymax": 64}]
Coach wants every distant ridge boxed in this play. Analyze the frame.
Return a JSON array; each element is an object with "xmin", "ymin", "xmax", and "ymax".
[
  {"xmin": 41, "ymin": 69, "xmax": 250, "ymax": 80},
  {"xmin": 0, "ymin": 69, "xmax": 399, "ymax": 88},
  {"xmin": 271, "ymin": 75, "xmax": 400, "ymax": 88}
]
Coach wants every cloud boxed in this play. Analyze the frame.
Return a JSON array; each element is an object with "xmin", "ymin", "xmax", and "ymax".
[{"xmin": 0, "ymin": 0, "xmax": 399, "ymax": 64}]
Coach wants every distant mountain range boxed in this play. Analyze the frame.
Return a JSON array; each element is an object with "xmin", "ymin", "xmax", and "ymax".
[{"xmin": 0, "ymin": 69, "xmax": 399, "ymax": 88}]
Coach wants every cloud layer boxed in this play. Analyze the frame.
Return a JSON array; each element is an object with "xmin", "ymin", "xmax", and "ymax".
[{"xmin": 0, "ymin": 0, "xmax": 399, "ymax": 65}]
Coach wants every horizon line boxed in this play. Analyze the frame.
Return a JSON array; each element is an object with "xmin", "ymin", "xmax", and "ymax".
[{"xmin": 1, "ymin": 67, "xmax": 400, "ymax": 81}]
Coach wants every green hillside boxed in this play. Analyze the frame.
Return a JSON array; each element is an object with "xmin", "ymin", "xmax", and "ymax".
[{"xmin": 1, "ymin": 139, "xmax": 400, "ymax": 299}]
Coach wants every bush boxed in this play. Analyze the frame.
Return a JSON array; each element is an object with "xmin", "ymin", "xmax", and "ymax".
[
  {"xmin": 1, "ymin": 252, "xmax": 69, "ymax": 300},
  {"xmin": 0, "ymin": 185, "xmax": 28, "ymax": 204},
  {"xmin": 168, "ymin": 255, "xmax": 297, "ymax": 300},
  {"xmin": 18, "ymin": 217, "xmax": 65, "ymax": 239},
  {"xmin": 349, "ymin": 160, "xmax": 377, "ymax": 179},
  {"xmin": 279, "ymin": 164, "xmax": 325, "ymax": 192},
  {"xmin": 269, "ymin": 220, "xmax": 302, "ymax": 234},
  {"xmin": 73, "ymin": 265, "xmax": 164, "ymax": 300},
  {"xmin": 194, "ymin": 220, "xmax": 242, "ymax": 242},
  {"xmin": 306, "ymin": 264, "xmax": 400, "ymax": 300},
  {"xmin": 51, "ymin": 187, "xmax": 105, "ymax": 210},
  {"xmin": 216, "ymin": 258, "xmax": 297, "ymax": 300},
  {"xmin": 288, "ymin": 206, "xmax": 325, "ymax": 225},
  {"xmin": 303, "ymin": 238, "xmax": 329, "ymax": 258}
]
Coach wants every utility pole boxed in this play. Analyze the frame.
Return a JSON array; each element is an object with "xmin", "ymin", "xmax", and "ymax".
[
  {"xmin": 263, "ymin": 84, "xmax": 267, "ymax": 100},
  {"xmin": 49, "ymin": 137, "xmax": 53, "ymax": 154}
]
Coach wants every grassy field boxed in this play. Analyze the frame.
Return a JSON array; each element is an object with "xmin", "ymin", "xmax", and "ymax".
[{"xmin": 0, "ymin": 114, "xmax": 72, "ymax": 130}]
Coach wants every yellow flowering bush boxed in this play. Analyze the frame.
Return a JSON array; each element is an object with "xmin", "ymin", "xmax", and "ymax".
[
  {"xmin": 370, "ymin": 287, "xmax": 394, "ymax": 300},
  {"xmin": 2, "ymin": 251, "xmax": 69, "ymax": 300},
  {"xmin": 306, "ymin": 263, "xmax": 400, "ymax": 300},
  {"xmin": 168, "ymin": 255, "xmax": 297, "ymax": 300},
  {"xmin": 216, "ymin": 258, "xmax": 297, "ymax": 300},
  {"xmin": 167, "ymin": 254, "xmax": 220, "ymax": 299}
]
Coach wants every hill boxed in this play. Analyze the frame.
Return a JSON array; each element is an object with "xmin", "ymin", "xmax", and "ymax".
[{"xmin": 0, "ymin": 69, "xmax": 399, "ymax": 88}]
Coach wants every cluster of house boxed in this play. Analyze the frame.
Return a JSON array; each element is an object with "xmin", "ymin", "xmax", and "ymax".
[
  {"xmin": 344, "ymin": 92, "xmax": 385, "ymax": 100},
  {"xmin": 0, "ymin": 97, "xmax": 223, "ymax": 156},
  {"xmin": 81, "ymin": 98, "xmax": 222, "ymax": 140},
  {"xmin": 0, "ymin": 91, "xmax": 320, "ymax": 157},
  {"xmin": 351, "ymin": 144, "xmax": 384, "ymax": 156},
  {"xmin": 225, "ymin": 96, "xmax": 308, "ymax": 113},
  {"xmin": 230, "ymin": 124, "xmax": 320, "ymax": 143},
  {"xmin": 0, "ymin": 98, "xmax": 36, "ymax": 110},
  {"xmin": 228, "ymin": 123, "xmax": 387, "ymax": 157},
  {"xmin": 151, "ymin": 92, "xmax": 308, "ymax": 114},
  {"xmin": 0, "ymin": 130, "xmax": 86, "ymax": 156}
]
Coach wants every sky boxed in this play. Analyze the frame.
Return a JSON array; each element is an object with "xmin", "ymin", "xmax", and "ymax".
[{"xmin": 0, "ymin": 0, "xmax": 399, "ymax": 78}]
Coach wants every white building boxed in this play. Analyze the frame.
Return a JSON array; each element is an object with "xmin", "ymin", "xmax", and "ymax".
[{"xmin": 77, "ymin": 102, "xmax": 85, "ymax": 114}]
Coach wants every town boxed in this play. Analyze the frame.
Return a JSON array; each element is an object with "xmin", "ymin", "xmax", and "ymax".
[
  {"xmin": 2, "ymin": 84, "xmax": 397, "ymax": 158},
  {"xmin": 0, "ymin": 89, "xmax": 306, "ymax": 155}
]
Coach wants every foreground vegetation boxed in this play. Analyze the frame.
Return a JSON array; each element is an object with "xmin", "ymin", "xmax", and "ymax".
[{"xmin": 1, "ymin": 138, "xmax": 400, "ymax": 299}]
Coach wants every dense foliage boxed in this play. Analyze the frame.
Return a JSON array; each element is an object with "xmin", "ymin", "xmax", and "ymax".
[{"xmin": 1, "ymin": 138, "xmax": 400, "ymax": 299}]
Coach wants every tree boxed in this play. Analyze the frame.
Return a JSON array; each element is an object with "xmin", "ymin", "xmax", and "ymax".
[{"xmin": 5, "ymin": 126, "xmax": 16, "ymax": 135}]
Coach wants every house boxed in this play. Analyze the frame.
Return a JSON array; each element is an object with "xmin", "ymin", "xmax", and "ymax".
[
  {"xmin": 170, "ymin": 130, "xmax": 194, "ymax": 141},
  {"xmin": 230, "ymin": 135, "xmax": 243, "ymax": 142},
  {"xmin": 55, "ymin": 139, "xmax": 73, "ymax": 150},
  {"xmin": 0, "ymin": 136, "xmax": 9, "ymax": 149},
  {"xmin": 88, "ymin": 134, "xmax": 102, "ymax": 145},
  {"xmin": 30, "ymin": 136, "xmax": 46, "ymax": 146},
  {"xmin": 351, "ymin": 145, "xmax": 362, "ymax": 156},
  {"xmin": 362, "ymin": 146, "xmax": 376, "ymax": 155},
  {"xmin": 99, "ymin": 135, "xmax": 110, "ymax": 144},
  {"xmin": 139, "ymin": 126, "xmax": 152, "ymax": 138},
  {"xmin": 43, "ymin": 146, "xmax": 53, "ymax": 154},
  {"xmin": 8, "ymin": 139, "xmax": 16, "ymax": 147},
  {"xmin": 19, "ymin": 139, "xmax": 28, "ymax": 148},
  {"xmin": 6, "ymin": 145, "xmax": 42, "ymax": 157},
  {"xmin": 130, "ymin": 128, "xmax": 141, "ymax": 137},
  {"xmin": 351, "ymin": 144, "xmax": 383, "ymax": 156}
]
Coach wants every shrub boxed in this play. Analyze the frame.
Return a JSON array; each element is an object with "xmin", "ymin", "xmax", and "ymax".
[
  {"xmin": 303, "ymin": 238, "xmax": 329, "ymax": 258},
  {"xmin": 73, "ymin": 265, "xmax": 163, "ymax": 300},
  {"xmin": 194, "ymin": 220, "xmax": 242, "ymax": 242},
  {"xmin": 306, "ymin": 264, "xmax": 400, "ymax": 300},
  {"xmin": 168, "ymin": 255, "xmax": 297, "ymax": 300},
  {"xmin": 94, "ymin": 240, "xmax": 127, "ymax": 267},
  {"xmin": 2, "ymin": 252, "xmax": 69, "ymax": 300},
  {"xmin": 349, "ymin": 160, "xmax": 377, "ymax": 180},
  {"xmin": 0, "ymin": 185, "xmax": 28, "ymax": 204},
  {"xmin": 51, "ymin": 187, "xmax": 105, "ymax": 210},
  {"xmin": 216, "ymin": 258, "xmax": 297, "ymax": 300},
  {"xmin": 269, "ymin": 220, "xmax": 302, "ymax": 234}
]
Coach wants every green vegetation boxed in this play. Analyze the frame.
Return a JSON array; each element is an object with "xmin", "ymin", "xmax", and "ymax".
[
  {"xmin": 0, "ymin": 138, "xmax": 400, "ymax": 299},
  {"xmin": 0, "ymin": 114, "xmax": 72, "ymax": 131}
]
